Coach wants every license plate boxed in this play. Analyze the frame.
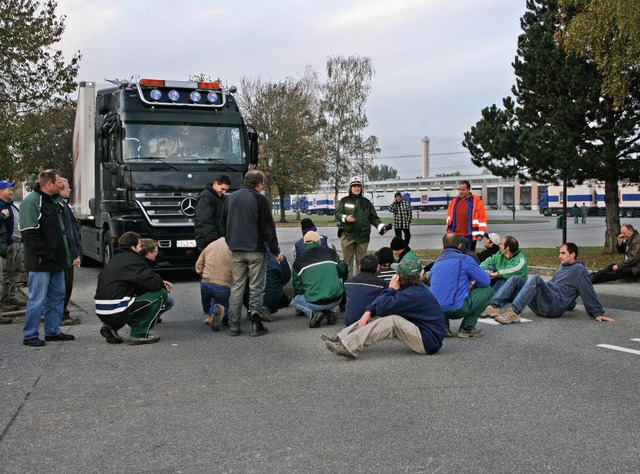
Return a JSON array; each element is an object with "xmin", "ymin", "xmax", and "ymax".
[{"xmin": 176, "ymin": 240, "xmax": 196, "ymax": 248}]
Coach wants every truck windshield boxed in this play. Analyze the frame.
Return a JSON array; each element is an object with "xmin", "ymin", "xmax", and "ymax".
[{"xmin": 121, "ymin": 123, "xmax": 246, "ymax": 164}]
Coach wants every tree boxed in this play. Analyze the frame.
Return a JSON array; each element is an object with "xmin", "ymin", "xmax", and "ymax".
[
  {"xmin": 238, "ymin": 68, "xmax": 326, "ymax": 222},
  {"xmin": 14, "ymin": 98, "xmax": 76, "ymax": 185},
  {"xmin": 319, "ymin": 55, "xmax": 380, "ymax": 204},
  {"xmin": 0, "ymin": 0, "xmax": 81, "ymax": 180},
  {"xmin": 463, "ymin": 0, "xmax": 640, "ymax": 251},
  {"xmin": 366, "ymin": 163, "xmax": 398, "ymax": 181},
  {"xmin": 558, "ymin": 0, "xmax": 640, "ymax": 109}
]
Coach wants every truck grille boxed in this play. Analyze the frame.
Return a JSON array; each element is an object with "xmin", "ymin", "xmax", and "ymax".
[{"xmin": 134, "ymin": 191, "xmax": 198, "ymax": 227}]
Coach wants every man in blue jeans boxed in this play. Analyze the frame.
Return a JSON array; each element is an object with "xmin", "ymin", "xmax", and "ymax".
[
  {"xmin": 490, "ymin": 242, "xmax": 614, "ymax": 324},
  {"xmin": 19, "ymin": 169, "xmax": 73, "ymax": 347},
  {"xmin": 195, "ymin": 237, "xmax": 231, "ymax": 331}
]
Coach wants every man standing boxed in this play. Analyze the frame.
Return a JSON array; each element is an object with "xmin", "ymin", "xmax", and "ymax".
[
  {"xmin": 445, "ymin": 180, "xmax": 487, "ymax": 251},
  {"xmin": 195, "ymin": 173, "xmax": 231, "ymax": 251},
  {"xmin": 581, "ymin": 203, "xmax": 588, "ymax": 224},
  {"xmin": 480, "ymin": 235, "xmax": 528, "ymax": 291},
  {"xmin": 95, "ymin": 232, "xmax": 169, "ymax": 345},
  {"xmin": 571, "ymin": 204, "xmax": 580, "ymax": 224},
  {"xmin": 0, "ymin": 180, "xmax": 25, "ymax": 314},
  {"xmin": 20, "ymin": 170, "xmax": 73, "ymax": 347},
  {"xmin": 429, "ymin": 233, "xmax": 494, "ymax": 338},
  {"xmin": 0, "ymin": 190, "xmax": 9, "ymax": 324},
  {"xmin": 490, "ymin": 243, "xmax": 614, "ymax": 324},
  {"xmin": 591, "ymin": 224, "xmax": 640, "ymax": 284},
  {"xmin": 222, "ymin": 170, "xmax": 284, "ymax": 337},
  {"xmin": 388, "ymin": 192, "xmax": 412, "ymax": 245},
  {"xmin": 58, "ymin": 178, "xmax": 82, "ymax": 325},
  {"xmin": 292, "ymin": 231, "xmax": 347, "ymax": 328},
  {"xmin": 336, "ymin": 176, "xmax": 388, "ymax": 277},
  {"xmin": 322, "ymin": 259, "xmax": 445, "ymax": 360}
]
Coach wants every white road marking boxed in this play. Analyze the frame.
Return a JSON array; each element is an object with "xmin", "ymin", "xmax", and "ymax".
[
  {"xmin": 597, "ymin": 344, "xmax": 640, "ymax": 356},
  {"xmin": 631, "ymin": 338, "xmax": 640, "ymax": 342},
  {"xmin": 478, "ymin": 317, "xmax": 532, "ymax": 325}
]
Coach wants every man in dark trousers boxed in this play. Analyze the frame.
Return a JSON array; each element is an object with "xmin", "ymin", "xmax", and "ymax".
[
  {"xmin": 222, "ymin": 170, "xmax": 284, "ymax": 337},
  {"xmin": 58, "ymin": 177, "xmax": 82, "ymax": 325},
  {"xmin": 195, "ymin": 173, "xmax": 231, "ymax": 251}
]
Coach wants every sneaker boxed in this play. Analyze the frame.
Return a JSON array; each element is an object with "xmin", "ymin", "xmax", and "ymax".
[
  {"xmin": 128, "ymin": 334, "xmax": 160, "ymax": 345},
  {"xmin": 481, "ymin": 304, "xmax": 501, "ymax": 318},
  {"xmin": 1, "ymin": 302, "xmax": 21, "ymax": 312},
  {"xmin": 496, "ymin": 308, "xmax": 521, "ymax": 324},
  {"xmin": 295, "ymin": 310, "xmax": 306, "ymax": 317},
  {"xmin": 211, "ymin": 304, "xmax": 224, "ymax": 332},
  {"xmin": 309, "ymin": 311, "xmax": 325, "ymax": 328},
  {"xmin": 320, "ymin": 333, "xmax": 340, "ymax": 343},
  {"xmin": 444, "ymin": 320, "xmax": 455, "ymax": 338},
  {"xmin": 61, "ymin": 315, "xmax": 81, "ymax": 326},
  {"xmin": 325, "ymin": 311, "xmax": 338, "ymax": 325},
  {"xmin": 0, "ymin": 316, "xmax": 13, "ymax": 324},
  {"xmin": 203, "ymin": 314, "xmax": 213, "ymax": 325},
  {"xmin": 100, "ymin": 325, "xmax": 123, "ymax": 344},
  {"xmin": 229, "ymin": 328, "xmax": 242, "ymax": 337},
  {"xmin": 261, "ymin": 307, "xmax": 273, "ymax": 322},
  {"xmin": 457, "ymin": 325, "xmax": 483, "ymax": 338},
  {"xmin": 44, "ymin": 333, "xmax": 76, "ymax": 341},
  {"xmin": 324, "ymin": 339, "xmax": 356, "ymax": 359},
  {"xmin": 23, "ymin": 338, "xmax": 45, "ymax": 347}
]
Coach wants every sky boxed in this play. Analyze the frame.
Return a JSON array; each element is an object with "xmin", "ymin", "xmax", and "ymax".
[{"xmin": 55, "ymin": 0, "xmax": 528, "ymax": 179}]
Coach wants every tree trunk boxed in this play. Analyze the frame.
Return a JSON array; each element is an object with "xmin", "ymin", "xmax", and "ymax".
[
  {"xmin": 603, "ymin": 178, "xmax": 621, "ymax": 253},
  {"xmin": 279, "ymin": 191, "xmax": 287, "ymax": 222}
]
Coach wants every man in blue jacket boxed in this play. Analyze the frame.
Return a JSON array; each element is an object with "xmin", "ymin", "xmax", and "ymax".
[
  {"xmin": 429, "ymin": 233, "xmax": 494, "ymax": 338},
  {"xmin": 322, "ymin": 259, "xmax": 445, "ymax": 359}
]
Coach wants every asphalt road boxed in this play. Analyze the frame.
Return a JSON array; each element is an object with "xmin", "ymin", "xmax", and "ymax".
[{"xmin": 1, "ymin": 214, "xmax": 639, "ymax": 473}]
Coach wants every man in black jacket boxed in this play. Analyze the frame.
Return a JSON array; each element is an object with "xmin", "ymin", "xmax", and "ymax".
[
  {"xmin": 58, "ymin": 177, "xmax": 82, "ymax": 325},
  {"xmin": 222, "ymin": 170, "xmax": 284, "ymax": 337},
  {"xmin": 20, "ymin": 170, "xmax": 72, "ymax": 347},
  {"xmin": 94, "ymin": 232, "xmax": 170, "ymax": 345},
  {"xmin": 195, "ymin": 173, "xmax": 231, "ymax": 251}
]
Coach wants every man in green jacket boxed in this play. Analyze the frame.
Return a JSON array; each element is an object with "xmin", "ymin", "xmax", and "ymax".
[
  {"xmin": 292, "ymin": 231, "xmax": 347, "ymax": 328},
  {"xmin": 336, "ymin": 176, "xmax": 389, "ymax": 276},
  {"xmin": 480, "ymin": 235, "xmax": 528, "ymax": 291}
]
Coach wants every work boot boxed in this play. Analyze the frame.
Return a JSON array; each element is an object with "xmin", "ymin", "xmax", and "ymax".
[
  {"xmin": 261, "ymin": 307, "xmax": 273, "ymax": 322},
  {"xmin": 0, "ymin": 316, "xmax": 13, "ymax": 324},
  {"xmin": 457, "ymin": 324, "xmax": 483, "ymax": 338},
  {"xmin": 324, "ymin": 339, "xmax": 356, "ymax": 359},
  {"xmin": 309, "ymin": 311, "xmax": 325, "ymax": 328},
  {"xmin": 481, "ymin": 304, "xmax": 501, "ymax": 318},
  {"xmin": 496, "ymin": 308, "xmax": 521, "ymax": 324},
  {"xmin": 444, "ymin": 320, "xmax": 455, "ymax": 338},
  {"xmin": 250, "ymin": 312, "xmax": 269, "ymax": 337},
  {"xmin": 325, "ymin": 311, "xmax": 338, "ymax": 325},
  {"xmin": 320, "ymin": 333, "xmax": 340, "ymax": 343},
  {"xmin": 211, "ymin": 304, "xmax": 225, "ymax": 332}
]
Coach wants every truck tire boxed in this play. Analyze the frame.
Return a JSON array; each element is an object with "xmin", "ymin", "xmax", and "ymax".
[
  {"xmin": 102, "ymin": 230, "xmax": 114, "ymax": 265},
  {"xmin": 543, "ymin": 208, "xmax": 551, "ymax": 217},
  {"xmin": 626, "ymin": 209, "xmax": 635, "ymax": 218},
  {"xmin": 619, "ymin": 209, "xmax": 626, "ymax": 217}
]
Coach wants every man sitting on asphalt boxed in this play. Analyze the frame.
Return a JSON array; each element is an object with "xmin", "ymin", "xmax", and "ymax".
[
  {"xmin": 292, "ymin": 231, "xmax": 347, "ymax": 328},
  {"xmin": 429, "ymin": 233, "xmax": 494, "ymax": 338},
  {"xmin": 477, "ymin": 232, "xmax": 501, "ymax": 263},
  {"xmin": 291, "ymin": 217, "xmax": 331, "ymax": 261},
  {"xmin": 389, "ymin": 236, "xmax": 420, "ymax": 266},
  {"xmin": 487, "ymin": 242, "xmax": 614, "ymax": 324},
  {"xmin": 343, "ymin": 254, "xmax": 387, "ymax": 326},
  {"xmin": 480, "ymin": 235, "xmax": 528, "ymax": 291},
  {"xmin": 591, "ymin": 223, "xmax": 640, "ymax": 284},
  {"xmin": 322, "ymin": 259, "xmax": 445, "ymax": 360},
  {"xmin": 94, "ymin": 231, "xmax": 171, "ymax": 345}
]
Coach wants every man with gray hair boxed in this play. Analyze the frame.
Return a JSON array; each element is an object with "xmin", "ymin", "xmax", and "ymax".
[{"xmin": 222, "ymin": 170, "xmax": 284, "ymax": 337}]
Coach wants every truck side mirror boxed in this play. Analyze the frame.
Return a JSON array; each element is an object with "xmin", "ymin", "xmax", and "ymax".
[{"xmin": 248, "ymin": 130, "xmax": 259, "ymax": 165}]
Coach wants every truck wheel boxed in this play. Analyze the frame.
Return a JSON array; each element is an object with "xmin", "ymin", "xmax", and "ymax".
[
  {"xmin": 619, "ymin": 209, "xmax": 626, "ymax": 217},
  {"xmin": 103, "ymin": 231, "xmax": 114, "ymax": 265},
  {"xmin": 543, "ymin": 209, "xmax": 551, "ymax": 217},
  {"xmin": 626, "ymin": 209, "xmax": 635, "ymax": 218}
]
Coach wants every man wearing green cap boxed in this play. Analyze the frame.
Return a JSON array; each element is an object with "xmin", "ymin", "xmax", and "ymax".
[{"xmin": 322, "ymin": 259, "xmax": 446, "ymax": 359}]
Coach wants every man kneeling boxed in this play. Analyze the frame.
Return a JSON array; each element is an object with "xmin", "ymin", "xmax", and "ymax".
[
  {"xmin": 323, "ymin": 260, "xmax": 445, "ymax": 359},
  {"xmin": 94, "ymin": 232, "xmax": 170, "ymax": 345}
]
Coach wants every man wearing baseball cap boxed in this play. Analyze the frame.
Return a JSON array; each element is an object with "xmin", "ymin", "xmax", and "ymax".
[
  {"xmin": 477, "ymin": 232, "xmax": 501, "ymax": 263},
  {"xmin": 322, "ymin": 259, "xmax": 446, "ymax": 359},
  {"xmin": 0, "ymin": 180, "xmax": 13, "ymax": 324},
  {"xmin": 335, "ymin": 176, "xmax": 389, "ymax": 277}
]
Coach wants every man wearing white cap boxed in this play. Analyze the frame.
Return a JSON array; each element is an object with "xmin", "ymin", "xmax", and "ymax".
[
  {"xmin": 336, "ymin": 176, "xmax": 389, "ymax": 277},
  {"xmin": 477, "ymin": 232, "xmax": 501, "ymax": 263}
]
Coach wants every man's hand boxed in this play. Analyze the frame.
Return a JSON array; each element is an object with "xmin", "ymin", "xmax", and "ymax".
[
  {"xmin": 612, "ymin": 264, "xmax": 619, "ymax": 271},
  {"xmin": 389, "ymin": 274, "xmax": 400, "ymax": 291},
  {"xmin": 276, "ymin": 252, "xmax": 285, "ymax": 263},
  {"xmin": 595, "ymin": 315, "xmax": 614, "ymax": 322},
  {"xmin": 163, "ymin": 280, "xmax": 173, "ymax": 293},
  {"xmin": 357, "ymin": 311, "xmax": 372, "ymax": 328},
  {"xmin": 0, "ymin": 209, "xmax": 8, "ymax": 218},
  {"xmin": 345, "ymin": 215, "xmax": 356, "ymax": 223},
  {"xmin": 488, "ymin": 271, "xmax": 498, "ymax": 279},
  {"xmin": 72, "ymin": 257, "xmax": 81, "ymax": 267}
]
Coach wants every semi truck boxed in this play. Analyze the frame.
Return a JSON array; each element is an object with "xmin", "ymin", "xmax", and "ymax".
[
  {"xmin": 72, "ymin": 78, "xmax": 258, "ymax": 269},
  {"xmin": 538, "ymin": 183, "xmax": 640, "ymax": 217}
]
